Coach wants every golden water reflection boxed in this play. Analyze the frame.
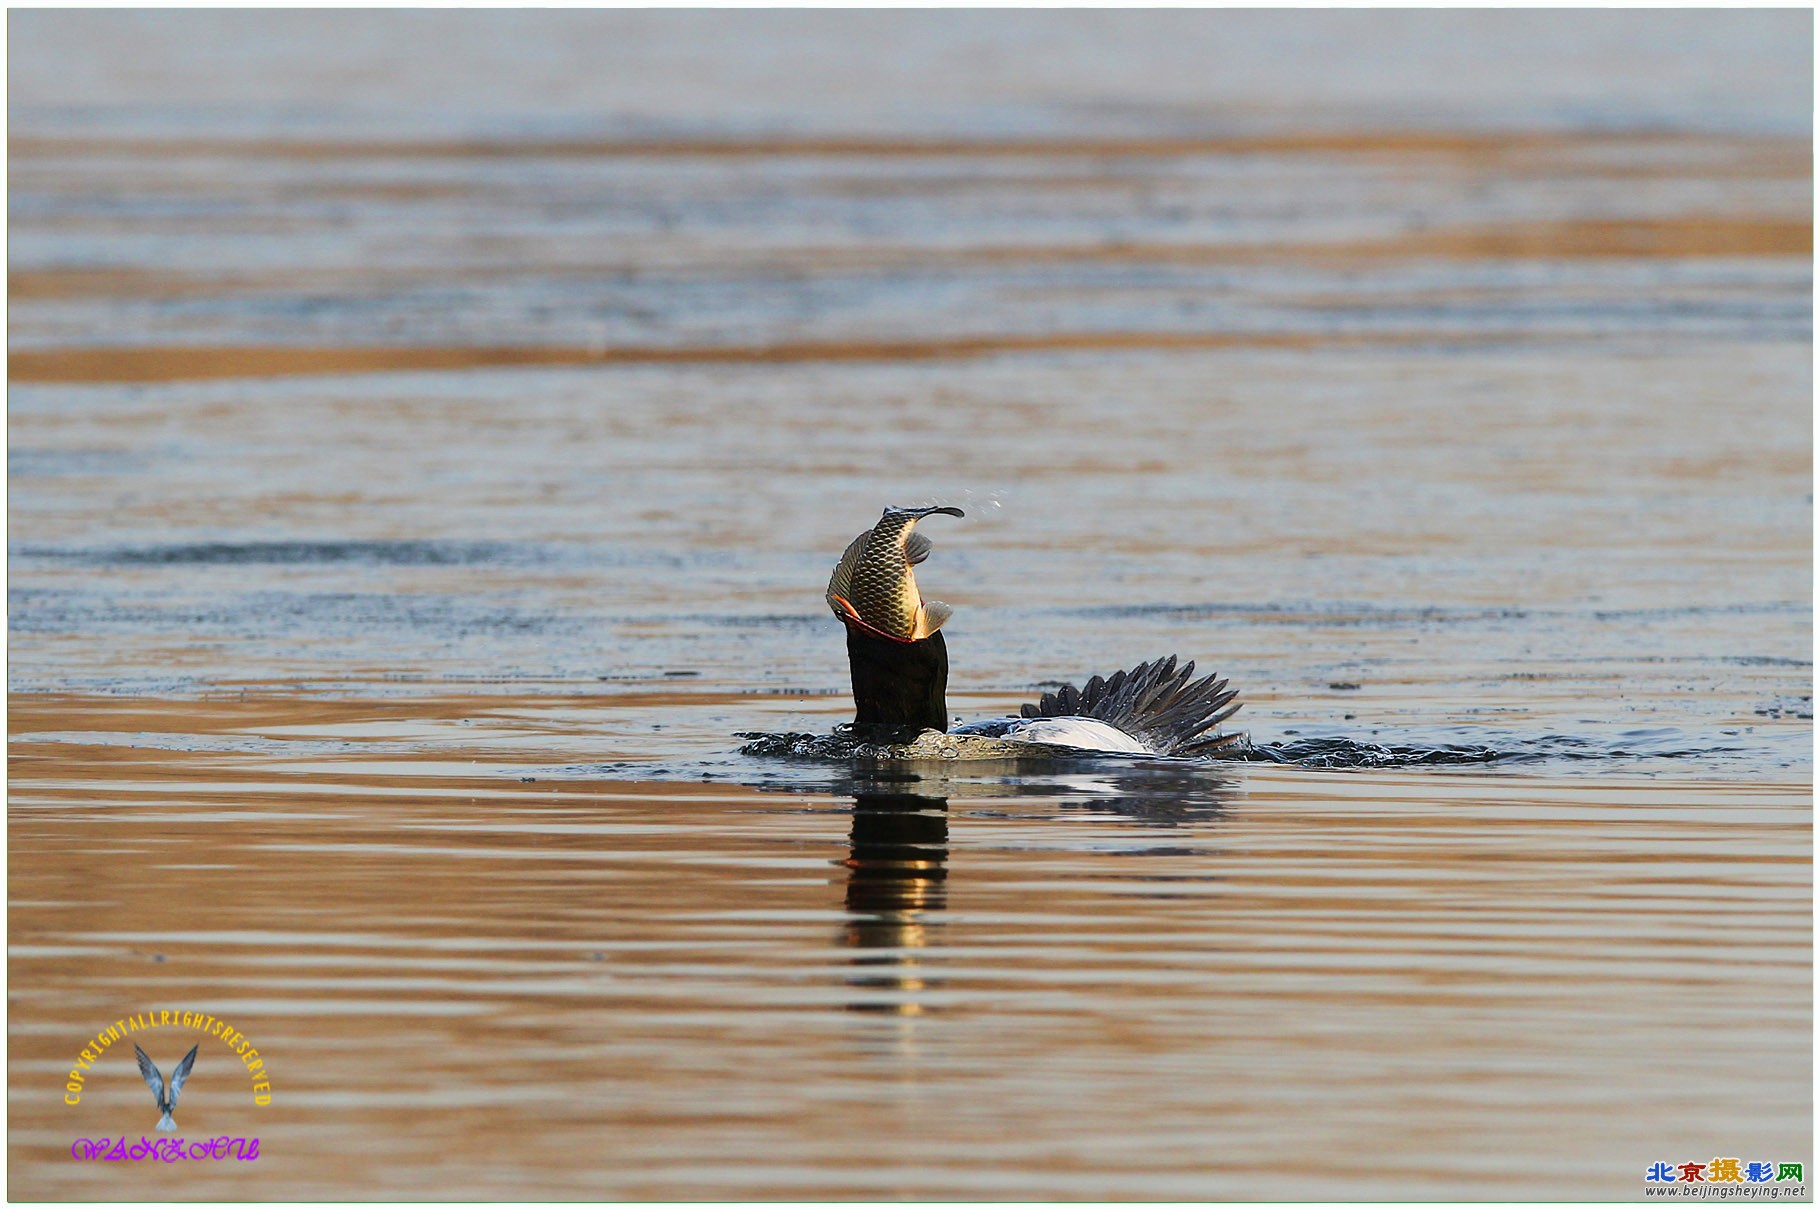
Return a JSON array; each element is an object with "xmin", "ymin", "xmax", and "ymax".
[{"xmin": 842, "ymin": 791, "xmax": 951, "ymax": 1016}]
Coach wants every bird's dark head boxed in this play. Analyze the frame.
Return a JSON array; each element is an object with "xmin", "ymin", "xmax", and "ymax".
[{"xmin": 842, "ymin": 624, "xmax": 950, "ymax": 736}]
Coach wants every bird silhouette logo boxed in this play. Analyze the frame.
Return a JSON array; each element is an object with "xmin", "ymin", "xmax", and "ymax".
[{"xmin": 133, "ymin": 1043, "xmax": 198, "ymax": 1132}]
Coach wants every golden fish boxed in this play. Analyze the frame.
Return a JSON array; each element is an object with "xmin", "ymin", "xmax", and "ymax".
[{"xmin": 825, "ymin": 505, "xmax": 964, "ymax": 642}]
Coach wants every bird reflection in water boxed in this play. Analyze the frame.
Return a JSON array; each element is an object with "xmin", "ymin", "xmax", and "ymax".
[
  {"xmin": 803, "ymin": 763, "xmax": 1238, "ymax": 1021},
  {"xmin": 839, "ymin": 790, "xmax": 949, "ymax": 1017}
]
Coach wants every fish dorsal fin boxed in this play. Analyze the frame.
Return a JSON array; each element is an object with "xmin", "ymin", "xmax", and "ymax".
[
  {"xmin": 913, "ymin": 600, "xmax": 953, "ymax": 639},
  {"xmin": 904, "ymin": 531, "xmax": 933, "ymax": 566},
  {"xmin": 824, "ymin": 529, "xmax": 870, "ymax": 615}
]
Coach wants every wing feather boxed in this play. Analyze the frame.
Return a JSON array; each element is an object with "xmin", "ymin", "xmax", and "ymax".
[
  {"xmin": 1018, "ymin": 654, "xmax": 1245, "ymax": 756},
  {"xmin": 133, "ymin": 1043, "xmax": 167, "ymax": 1111},
  {"xmin": 167, "ymin": 1045, "xmax": 199, "ymax": 1111}
]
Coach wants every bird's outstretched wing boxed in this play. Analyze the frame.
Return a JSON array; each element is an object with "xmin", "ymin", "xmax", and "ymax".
[
  {"xmin": 1020, "ymin": 654, "xmax": 1244, "ymax": 757},
  {"xmin": 166, "ymin": 1045, "xmax": 200, "ymax": 1111},
  {"xmin": 133, "ymin": 1043, "xmax": 167, "ymax": 1111}
]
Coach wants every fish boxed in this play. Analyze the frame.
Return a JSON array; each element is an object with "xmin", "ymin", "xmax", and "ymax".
[{"xmin": 825, "ymin": 505, "xmax": 965, "ymax": 643}]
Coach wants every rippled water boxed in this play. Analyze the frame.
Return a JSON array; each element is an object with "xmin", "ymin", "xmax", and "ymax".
[
  {"xmin": 9, "ymin": 706, "xmax": 1811, "ymax": 1199},
  {"xmin": 8, "ymin": 10, "xmax": 1812, "ymax": 1200}
]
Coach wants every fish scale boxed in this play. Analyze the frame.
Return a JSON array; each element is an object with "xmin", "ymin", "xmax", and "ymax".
[
  {"xmin": 852, "ymin": 511, "xmax": 922, "ymax": 636},
  {"xmin": 826, "ymin": 505, "xmax": 963, "ymax": 641}
]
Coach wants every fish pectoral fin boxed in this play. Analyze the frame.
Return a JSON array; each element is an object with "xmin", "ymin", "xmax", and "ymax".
[
  {"xmin": 904, "ymin": 531, "xmax": 934, "ymax": 566},
  {"xmin": 913, "ymin": 600, "xmax": 954, "ymax": 638}
]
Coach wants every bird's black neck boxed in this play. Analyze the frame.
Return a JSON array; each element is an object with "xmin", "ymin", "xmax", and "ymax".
[{"xmin": 845, "ymin": 626, "xmax": 950, "ymax": 735}]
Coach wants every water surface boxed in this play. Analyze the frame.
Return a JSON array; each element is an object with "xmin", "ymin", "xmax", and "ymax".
[
  {"xmin": 8, "ymin": 10, "xmax": 1812, "ymax": 1200},
  {"xmin": 9, "ymin": 700, "xmax": 1810, "ymax": 1199}
]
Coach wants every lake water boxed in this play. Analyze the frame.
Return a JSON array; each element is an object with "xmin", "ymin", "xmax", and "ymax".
[{"xmin": 7, "ymin": 10, "xmax": 1812, "ymax": 1200}]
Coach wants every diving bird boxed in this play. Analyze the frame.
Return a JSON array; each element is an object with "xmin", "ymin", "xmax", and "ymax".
[
  {"xmin": 826, "ymin": 505, "xmax": 1244, "ymax": 756},
  {"xmin": 133, "ymin": 1043, "xmax": 198, "ymax": 1133}
]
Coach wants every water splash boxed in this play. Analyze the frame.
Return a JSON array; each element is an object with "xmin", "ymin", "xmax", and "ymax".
[{"xmin": 736, "ymin": 727, "xmax": 1755, "ymax": 772}]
